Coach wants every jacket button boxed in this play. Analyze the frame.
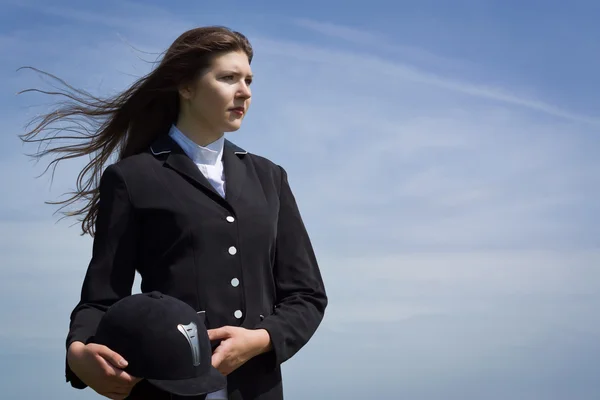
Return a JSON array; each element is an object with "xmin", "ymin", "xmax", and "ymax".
[
  {"xmin": 228, "ymin": 246, "xmax": 237, "ymax": 255},
  {"xmin": 231, "ymin": 278, "xmax": 240, "ymax": 287},
  {"xmin": 226, "ymin": 216, "xmax": 235, "ymax": 223},
  {"xmin": 234, "ymin": 310, "xmax": 243, "ymax": 319}
]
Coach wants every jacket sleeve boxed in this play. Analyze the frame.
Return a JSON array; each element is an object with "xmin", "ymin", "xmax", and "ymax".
[
  {"xmin": 65, "ymin": 164, "xmax": 138, "ymax": 388},
  {"xmin": 255, "ymin": 166, "xmax": 328, "ymax": 366}
]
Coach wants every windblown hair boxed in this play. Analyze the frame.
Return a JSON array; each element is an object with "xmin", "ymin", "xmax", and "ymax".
[{"xmin": 19, "ymin": 26, "xmax": 253, "ymax": 236}]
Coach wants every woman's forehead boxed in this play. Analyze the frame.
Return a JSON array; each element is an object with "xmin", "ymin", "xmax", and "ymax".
[{"xmin": 210, "ymin": 51, "xmax": 252, "ymax": 74}]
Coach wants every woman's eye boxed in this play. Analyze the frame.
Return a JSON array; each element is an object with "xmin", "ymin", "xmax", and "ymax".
[{"xmin": 222, "ymin": 75, "xmax": 234, "ymax": 81}]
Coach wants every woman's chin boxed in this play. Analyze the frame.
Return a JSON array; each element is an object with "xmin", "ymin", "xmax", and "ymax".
[{"xmin": 223, "ymin": 120, "xmax": 243, "ymax": 133}]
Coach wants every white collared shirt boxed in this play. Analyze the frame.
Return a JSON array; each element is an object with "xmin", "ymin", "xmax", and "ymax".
[
  {"xmin": 168, "ymin": 124, "xmax": 226, "ymax": 198},
  {"xmin": 167, "ymin": 126, "xmax": 229, "ymax": 399}
]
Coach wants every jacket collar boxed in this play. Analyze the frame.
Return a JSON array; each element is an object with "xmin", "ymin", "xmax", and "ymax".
[
  {"xmin": 149, "ymin": 133, "xmax": 248, "ymax": 157},
  {"xmin": 168, "ymin": 125, "xmax": 225, "ymax": 166},
  {"xmin": 149, "ymin": 134, "xmax": 248, "ymax": 208}
]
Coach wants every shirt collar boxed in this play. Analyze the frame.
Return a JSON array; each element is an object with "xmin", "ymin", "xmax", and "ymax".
[{"xmin": 168, "ymin": 124, "xmax": 224, "ymax": 166}]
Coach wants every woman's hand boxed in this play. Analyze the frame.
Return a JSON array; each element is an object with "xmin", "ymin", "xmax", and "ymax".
[
  {"xmin": 207, "ymin": 327, "xmax": 272, "ymax": 376},
  {"xmin": 67, "ymin": 341, "xmax": 142, "ymax": 400}
]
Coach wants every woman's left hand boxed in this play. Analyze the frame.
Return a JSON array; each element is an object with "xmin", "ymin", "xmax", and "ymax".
[{"xmin": 207, "ymin": 327, "xmax": 272, "ymax": 376}]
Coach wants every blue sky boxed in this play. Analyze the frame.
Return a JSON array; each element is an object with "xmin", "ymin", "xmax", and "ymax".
[{"xmin": 1, "ymin": 0, "xmax": 600, "ymax": 399}]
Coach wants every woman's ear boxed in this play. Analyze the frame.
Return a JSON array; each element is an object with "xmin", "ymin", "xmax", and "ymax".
[
  {"xmin": 178, "ymin": 84, "xmax": 192, "ymax": 101},
  {"xmin": 178, "ymin": 80, "xmax": 195, "ymax": 101}
]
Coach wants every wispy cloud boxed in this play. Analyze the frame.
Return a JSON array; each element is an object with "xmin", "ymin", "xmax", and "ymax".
[
  {"xmin": 256, "ymin": 34, "xmax": 600, "ymax": 126},
  {"xmin": 294, "ymin": 18, "xmax": 389, "ymax": 45},
  {"xmin": 292, "ymin": 18, "xmax": 474, "ymax": 71},
  {"xmin": 6, "ymin": 0, "xmax": 186, "ymax": 34},
  {"xmin": 2, "ymin": 3, "xmax": 600, "ymax": 399}
]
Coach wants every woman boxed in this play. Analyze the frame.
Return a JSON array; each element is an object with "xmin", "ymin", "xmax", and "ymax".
[{"xmin": 20, "ymin": 26, "xmax": 327, "ymax": 400}]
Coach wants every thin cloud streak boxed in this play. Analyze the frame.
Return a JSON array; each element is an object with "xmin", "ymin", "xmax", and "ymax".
[
  {"xmin": 8, "ymin": 2, "xmax": 599, "ymax": 126},
  {"xmin": 291, "ymin": 17, "xmax": 474, "ymax": 71},
  {"xmin": 5, "ymin": 1, "xmax": 185, "ymax": 34},
  {"xmin": 2, "ymin": 3, "xmax": 600, "ymax": 399},
  {"xmin": 255, "ymin": 33, "xmax": 600, "ymax": 126}
]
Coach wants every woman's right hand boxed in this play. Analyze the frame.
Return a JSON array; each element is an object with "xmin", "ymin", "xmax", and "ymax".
[{"xmin": 67, "ymin": 341, "xmax": 142, "ymax": 400}]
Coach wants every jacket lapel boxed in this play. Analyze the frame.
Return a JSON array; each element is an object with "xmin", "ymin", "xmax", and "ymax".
[
  {"xmin": 150, "ymin": 134, "xmax": 222, "ymax": 198},
  {"xmin": 149, "ymin": 134, "xmax": 248, "ymax": 207},
  {"xmin": 222, "ymin": 139, "xmax": 247, "ymax": 204}
]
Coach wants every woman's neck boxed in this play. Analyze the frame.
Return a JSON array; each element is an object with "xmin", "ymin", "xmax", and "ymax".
[{"xmin": 175, "ymin": 116, "xmax": 223, "ymax": 147}]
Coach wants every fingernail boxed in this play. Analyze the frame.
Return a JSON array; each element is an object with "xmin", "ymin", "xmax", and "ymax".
[{"xmin": 119, "ymin": 359, "xmax": 128, "ymax": 367}]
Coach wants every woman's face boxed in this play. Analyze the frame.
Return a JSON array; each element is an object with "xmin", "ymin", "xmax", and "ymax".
[{"xmin": 179, "ymin": 50, "xmax": 253, "ymax": 139}]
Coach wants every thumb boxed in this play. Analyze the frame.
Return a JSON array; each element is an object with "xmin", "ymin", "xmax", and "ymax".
[
  {"xmin": 208, "ymin": 326, "xmax": 232, "ymax": 341},
  {"xmin": 95, "ymin": 345, "xmax": 129, "ymax": 369}
]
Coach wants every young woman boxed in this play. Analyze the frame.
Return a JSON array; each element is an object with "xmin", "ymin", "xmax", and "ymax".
[{"xmin": 20, "ymin": 26, "xmax": 327, "ymax": 400}]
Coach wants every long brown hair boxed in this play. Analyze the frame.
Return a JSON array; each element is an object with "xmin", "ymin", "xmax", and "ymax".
[{"xmin": 19, "ymin": 26, "xmax": 253, "ymax": 236}]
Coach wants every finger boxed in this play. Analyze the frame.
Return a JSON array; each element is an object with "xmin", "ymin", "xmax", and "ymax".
[
  {"xmin": 95, "ymin": 355, "xmax": 140, "ymax": 384},
  {"xmin": 103, "ymin": 378, "xmax": 141, "ymax": 395},
  {"xmin": 112, "ymin": 377, "xmax": 142, "ymax": 391},
  {"xmin": 112, "ymin": 367, "xmax": 142, "ymax": 383},
  {"xmin": 110, "ymin": 368, "xmax": 141, "ymax": 385},
  {"xmin": 208, "ymin": 326, "xmax": 232, "ymax": 341},
  {"xmin": 95, "ymin": 345, "xmax": 129, "ymax": 369},
  {"xmin": 211, "ymin": 348, "xmax": 226, "ymax": 369},
  {"xmin": 96, "ymin": 387, "xmax": 131, "ymax": 400},
  {"xmin": 102, "ymin": 393, "xmax": 128, "ymax": 400},
  {"xmin": 216, "ymin": 360, "xmax": 233, "ymax": 376}
]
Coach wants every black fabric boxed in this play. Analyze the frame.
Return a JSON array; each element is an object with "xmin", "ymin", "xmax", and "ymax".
[
  {"xmin": 65, "ymin": 134, "xmax": 328, "ymax": 400},
  {"xmin": 127, "ymin": 379, "xmax": 210, "ymax": 399}
]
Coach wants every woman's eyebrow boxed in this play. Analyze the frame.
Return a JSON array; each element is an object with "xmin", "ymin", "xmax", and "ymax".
[{"xmin": 221, "ymin": 70, "xmax": 253, "ymax": 79}]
